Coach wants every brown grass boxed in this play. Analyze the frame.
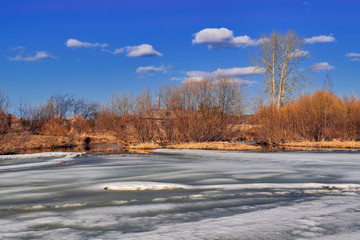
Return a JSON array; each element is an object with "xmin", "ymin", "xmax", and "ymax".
[
  {"xmin": 126, "ymin": 141, "xmax": 161, "ymax": 150},
  {"xmin": 0, "ymin": 134, "xmax": 78, "ymax": 154},
  {"xmin": 2, "ymin": 133, "xmax": 359, "ymax": 155},
  {"xmin": 0, "ymin": 133, "xmax": 120, "ymax": 154},
  {"xmin": 166, "ymin": 141, "xmax": 262, "ymax": 151},
  {"xmin": 280, "ymin": 140, "xmax": 360, "ymax": 149}
]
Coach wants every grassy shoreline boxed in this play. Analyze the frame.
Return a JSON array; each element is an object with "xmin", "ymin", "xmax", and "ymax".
[
  {"xmin": 1, "ymin": 135, "xmax": 360, "ymax": 155},
  {"xmin": 278, "ymin": 140, "xmax": 360, "ymax": 150}
]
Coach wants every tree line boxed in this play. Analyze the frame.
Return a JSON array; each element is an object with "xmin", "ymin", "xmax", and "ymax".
[{"xmin": 0, "ymin": 76, "xmax": 247, "ymax": 144}]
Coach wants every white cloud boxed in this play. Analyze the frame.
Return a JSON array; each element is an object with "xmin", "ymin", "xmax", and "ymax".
[
  {"xmin": 213, "ymin": 66, "xmax": 264, "ymax": 77},
  {"xmin": 290, "ymin": 49, "xmax": 310, "ymax": 58},
  {"xmin": 114, "ymin": 44, "xmax": 163, "ymax": 57},
  {"xmin": 304, "ymin": 35, "xmax": 335, "ymax": 44},
  {"xmin": 312, "ymin": 62, "xmax": 335, "ymax": 71},
  {"xmin": 346, "ymin": 52, "xmax": 360, "ymax": 62},
  {"xmin": 66, "ymin": 39, "xmax": 109, "ymax": 48},
  {"xmin": 215, "ymin": 79, "xmax": 258, "ymax": 87},
  {"xmin": 346, "ymin": 52, "xmax": 360, "ymax": 57},
  {"xmin": 8, "ymin": 51, "xmax": 56, "ymax": 62},
  {"xmin": 136, "ymin": 64, "xmax": 169, "ymax": 74},
  {"xmin": 350, "ymin": 58, "xmax": 360, "ymax": 62},
  {"xmin": 185, "ymin": 71, "xmax": 210, "ymax": 81},
  {"xmin": 192, "ymin": 28, "xmax": 260, "ymax": 49},
  {"xmin": 184, "ymin": 66, "xmax": 262, "ymax": 86}
]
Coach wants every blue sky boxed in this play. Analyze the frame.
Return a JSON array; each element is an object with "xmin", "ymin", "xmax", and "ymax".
[{"xmin": 1, "ymin": 0, "xmax": 360, "ymax": 112}]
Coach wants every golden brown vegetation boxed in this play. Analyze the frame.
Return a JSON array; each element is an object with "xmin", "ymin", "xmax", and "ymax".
[
  {"xmin": 166, "ymin": 142, "xmax": 262, "ymax": 151},
  {"xmin": 251, "ymin": 90, "xmax": 360, "ymax": 144},
  {"xmin": 96, "ymin": 77, "xmax": 246, "ymax": 145},
  {"xmin": 1, "ymin": 78, "xmax": 360, "ymax": 154},
  {"xmin": 280, "ymin": 140, "xmax": 360, "ymax": 150}
]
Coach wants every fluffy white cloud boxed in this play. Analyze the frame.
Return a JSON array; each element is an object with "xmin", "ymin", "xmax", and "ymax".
[
  {"xmin": 136, "ymin": 64, "xmax": 169, "ymax": 74},
  {"xmin": 192, "ymin": 28, "xmax": 259, "ymax": 49},
  {"xmin": 290, "ymin": 49, "xmax": 310, "ymax": 58},
  {"xmin": 9, "ymin": 51, "xmax": 56, "ymax": 62},
  {"xmin": 304, "ymin": 35, "xmax": 335, "ymax": 44},
  {"xmin": 184, "ymin": 66, "xmax": 262, "ymax": 86},
  {"xmin": 66, "ymin": 39, "xmax": 109, "ymax": 48},
  {"xmin": 114, "ymin": 44, "xmax": 163, "ymax": 57},
  {"xmin": 312, "ymin": 62, "xmax": 335, "ymax": 71}
]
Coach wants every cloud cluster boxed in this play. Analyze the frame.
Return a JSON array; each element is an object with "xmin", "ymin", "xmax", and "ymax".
[
  {"xmin": 346, "ymin": 52, "xmax": 360, "ymax": 62},
  {"xmin": 9, "ymin": 51, "xmax": 56, "ymax": 62},
  {"xmin": 136, "ymin": 64, "xmax": 169, "ymax": 74},
  {"xmin": 304, "ymin": 35, "xmax": 335, "ymax": 44},
  {"xmin": 114, "ymin": 44, "xmax": 163, "ymax": 57},
  {"xmin": 312, "ymin": 62, "xmax": 335, "ymax": 71},
  {"xmin": 66, "ymin": 39, "xmax": 109, "ymax": 48},
  {"xmin": 183, "ymin": 66, "xmax": 263, "ymax": 86},
  {"xmin": 192, "ymin": 28, "xmax": 259, "ymax": 49}
]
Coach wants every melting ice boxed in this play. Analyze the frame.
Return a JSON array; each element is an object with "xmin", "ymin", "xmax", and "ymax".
[{"xmin": 0, "ymin": 149, "xmax": 360, "ymax": 239}]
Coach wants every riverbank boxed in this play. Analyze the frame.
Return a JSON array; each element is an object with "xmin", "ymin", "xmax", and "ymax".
[
  {"xmin": 278, "ymin": 140, "xmax": 360, "ymax": 150},
  {"xmin": 0, "ymin": 134, "xmax": 118, "ymax": 154},
  {"xmin": 122, "ymin": 140, "xmax": 360, "ymax": 152},
  {"xmin": 1, "ymin": 134, "xmax": 360, "ymax": 154}
]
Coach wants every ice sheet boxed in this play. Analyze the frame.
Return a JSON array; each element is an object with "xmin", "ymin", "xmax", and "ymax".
[{"xmin": 1, "ymin": 149, "xmax": 360, "ymax": 239}]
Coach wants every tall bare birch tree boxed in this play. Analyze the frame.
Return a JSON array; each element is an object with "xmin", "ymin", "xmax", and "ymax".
[{"xmin": 252, "ymin": 30, "xmax": 310, "ymax": 109}]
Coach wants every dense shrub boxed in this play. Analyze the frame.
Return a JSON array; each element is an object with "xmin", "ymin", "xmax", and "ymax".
[
  {"xmin": 39, "ymin": 118, "xmax": 69, "ymax": 136},
  {"xmin": 96, "ymin": 77, "xmax": 245, "ymax": 144},
  {"xmin": 252, "ymin": 90, "xmax": 360, "ymax": 144}
]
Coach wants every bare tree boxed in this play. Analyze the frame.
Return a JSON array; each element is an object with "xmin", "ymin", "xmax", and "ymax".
[
  {"xmin": 0, "ymin": 89, "xmax": 9, "ymax": 112},
  {"xmin": 252, "ymin": 30, "xmax": 310, "ymax": 108},
  {"xmin": 74, "ymin": 98, "xmax": 99, "ymax": 120},
  {"xmin": 51, "ymin": 93, "xmax": 75, "ymax": 118},
  {"xmin": 0, "ymin": 89, "xmax": 10, "ymax": 134}
]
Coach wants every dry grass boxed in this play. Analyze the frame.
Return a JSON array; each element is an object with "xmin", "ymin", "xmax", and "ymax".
[
  {"xmin": 81, "ymin": 133, "xmax": 118, "ymax": 145},
  {"xmin": 280, "ymin": 140, "xmax": 360, "ymax": 150},
  {"xmin": 0, "ymin": 133, "xmax": 120, "ymax": 154},
  {"xmin": 2, "ymin": 133, "xmax": 359, "ymax": 155},
  {"xmin": 0, "ymin": 134, "xmax": 78, "ymax": 154},
  {"xmin": 127, "ymin": 142, "xmax": 161, "ymax": 150},
  {"xmin": 166, "ymin": 141, "xmax": 262, "ymax": 151}
]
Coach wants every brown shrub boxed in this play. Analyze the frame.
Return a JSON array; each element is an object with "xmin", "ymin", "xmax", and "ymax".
[
  {"xmin": 96, "ymin": 110, "xmax": 130, "ymax": 143},
  {"xmin": 70, "ymin": 115, "xmax": 92, "ymax": 135},
  {"xmin": 344, "ymin": 95, "xmax": 360, "ymax": 140},
  {"xmin": 252, "ymin": 90, "xmax": 354, "ymax": 144},
  {"xmin": 0, "ymin": 111, "xmax": 9, "ymax": 134},
  {"xmin": 39, "ymin": 118, "xmax": 69, "ymax": 136}
]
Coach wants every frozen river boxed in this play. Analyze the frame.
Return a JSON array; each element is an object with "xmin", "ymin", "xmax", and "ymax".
[{"xmin": 1, "ymin": 149, "xmax": 360, "ymax": 239}]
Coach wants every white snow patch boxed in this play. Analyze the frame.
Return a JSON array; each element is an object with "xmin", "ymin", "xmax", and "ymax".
[
  {"xmin": 0, "ymin": 152, "xmax": 83, "ymax": 160},
  {"xmin": 54, "ymin": 203, "xmax": 87, "ymax": 209},
  {"xmin": 102, "ymin": 182, "xmax": 190, "ymax": 191},
  {"xmin": 0, "ymin": 152, "xmax": 83, "ymax": 171},
  {"xmin": 153, "ymin": 198, "xmax": 167, "ymax": 202},
  {"xmin": 111, "ymin": 200, "xmax": 129, "ymax": 205}
]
